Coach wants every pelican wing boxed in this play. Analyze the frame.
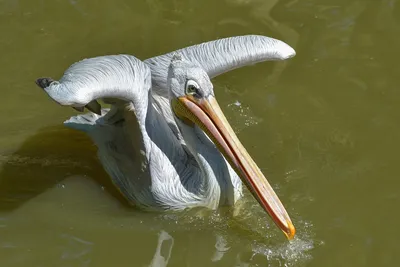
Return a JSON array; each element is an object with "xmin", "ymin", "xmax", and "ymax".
[
  {"xmin": 144, "ymin": 35, "xmax": 295, "ymax": 96},
  {"xmin": 37, "ymin": 55, "xmax": 151, "ymax": 115},
  {"xmin": 36, "ymin": 55, "xmax": 160, "ymax": 206}
]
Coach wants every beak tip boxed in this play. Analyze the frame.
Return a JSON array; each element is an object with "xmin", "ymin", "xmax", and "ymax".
[{"xmin": 285, "ymin": 221, "xmax": 296, "ymax": 240}]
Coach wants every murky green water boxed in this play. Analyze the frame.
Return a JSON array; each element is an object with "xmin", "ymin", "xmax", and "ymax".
[{"xmin": 1, "ymin": 0, "xmax": 399, "ymax": 266}]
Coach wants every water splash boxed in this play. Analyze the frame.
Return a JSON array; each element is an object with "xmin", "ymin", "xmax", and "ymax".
[
  {"xmin": 249, "ymin": 219, "xmax": 317, "ymax": 266},
  {"xmin": 227, "ymin": 100, "xmax": 263, "ymax": 133},
  {"xmin": 252, "ymin": 237, "xmax": 314, "ymax": 266},
  {"xmin": 153, "ymin": 194, "xmax": 319, "ymax": 266}
]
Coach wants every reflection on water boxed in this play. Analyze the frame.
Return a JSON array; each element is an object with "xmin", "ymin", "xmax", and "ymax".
[
  {"xmin": 0, "ymin": 126, "xmax": 315, "ymax": 266},
  {"xmin": 0, "ymin": 174, "xmax": 316, "ymax": 267}
]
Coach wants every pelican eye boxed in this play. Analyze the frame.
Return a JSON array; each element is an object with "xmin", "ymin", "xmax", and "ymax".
[{"xmin": 185, "ymin": 80, "xmax": 201, "ymax": 97}]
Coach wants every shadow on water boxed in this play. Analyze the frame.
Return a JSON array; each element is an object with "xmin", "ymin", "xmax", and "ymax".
[{"xmin": 0, "ymin": 125, "xmax": 129, "ymax": 212}]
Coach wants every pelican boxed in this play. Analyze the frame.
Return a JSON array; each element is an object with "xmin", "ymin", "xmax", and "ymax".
[{"xmin": 35, "ymin": 35, "xmax": 296, "ymax": 239}]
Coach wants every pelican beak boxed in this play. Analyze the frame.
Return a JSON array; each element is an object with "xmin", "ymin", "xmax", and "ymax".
[{"xmin": 175, "ymin": 95, "xmax": 295, "ymax": 240}]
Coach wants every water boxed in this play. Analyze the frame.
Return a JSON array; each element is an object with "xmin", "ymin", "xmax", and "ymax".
[{"xmin": 0, "ymin": 0, "xmax": 399, "ymax": 266}]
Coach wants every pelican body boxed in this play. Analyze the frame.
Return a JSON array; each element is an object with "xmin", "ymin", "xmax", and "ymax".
[{"xmin": 36, "ymin": 35, "xmax": 296, "ymax": 239}]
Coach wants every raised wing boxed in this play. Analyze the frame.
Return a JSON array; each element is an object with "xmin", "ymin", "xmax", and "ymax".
[
  {"xmin": 36, "ymin": 55, "xmax": 152, "ymax": 123},
  {"xmin": 144, "ymin": 35, "xmax": 295, "ymax": 97}
]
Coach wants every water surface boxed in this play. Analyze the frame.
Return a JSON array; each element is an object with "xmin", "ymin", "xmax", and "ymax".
[{"xmin": 1, "ymin": 0, "xmax": 399, "ymax": 266}]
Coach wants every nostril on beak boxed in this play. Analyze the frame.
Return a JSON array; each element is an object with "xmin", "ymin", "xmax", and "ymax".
[{"xmin": 35, "ymin": 77, "xmax": 55, "ymax": 89}]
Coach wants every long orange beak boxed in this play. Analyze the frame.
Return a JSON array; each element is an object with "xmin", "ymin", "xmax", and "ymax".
[{"xmin": 173, "ymin": 95, "xmax": 295, "ymax": 240}]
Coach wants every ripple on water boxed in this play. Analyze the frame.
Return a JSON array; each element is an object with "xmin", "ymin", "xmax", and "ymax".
[
  {"xmin": 0, "ymin": 175, "xmax": 321, "ymax": 267},
  {"xmin": 154, "ymin": 194, "xmax": 319, "ymax": 266}
]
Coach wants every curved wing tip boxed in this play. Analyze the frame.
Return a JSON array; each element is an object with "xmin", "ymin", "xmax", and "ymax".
[
  {"xmin": 254, "ymin": 35, "xmax": 296, "ymax": 60},
  {"xmin": 279, "ymin": 43, "xmax": 296, "ymax": 60}
]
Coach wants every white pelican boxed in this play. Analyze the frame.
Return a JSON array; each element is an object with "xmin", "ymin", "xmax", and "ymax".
[{"xmin": 35, "ymin": 35, "xmax": 296, "ymax": 239}]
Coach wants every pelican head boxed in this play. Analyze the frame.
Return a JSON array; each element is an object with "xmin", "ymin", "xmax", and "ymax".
[{"xmin": 167, "ymin": 54, "xmax": 296, "ymax": 240}]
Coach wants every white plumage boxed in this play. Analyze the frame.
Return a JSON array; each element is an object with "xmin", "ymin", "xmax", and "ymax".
[{"xmin": 36, "ymin": 35, "xmax": 296, "ymax": 238}]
